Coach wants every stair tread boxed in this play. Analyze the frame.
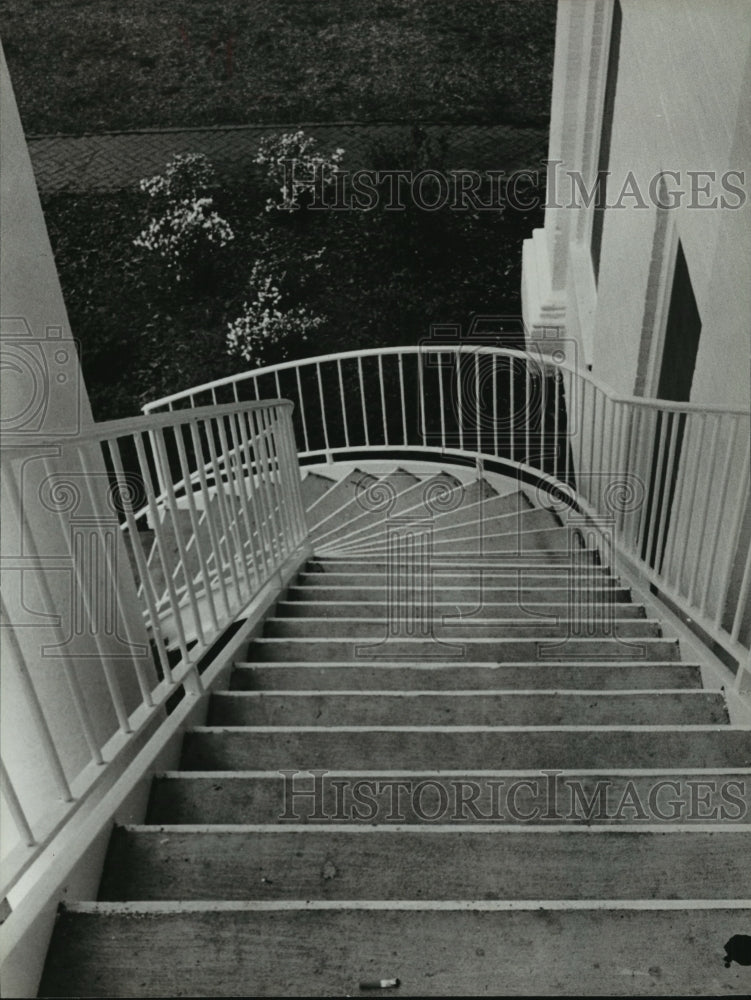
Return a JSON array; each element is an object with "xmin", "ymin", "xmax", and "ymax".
[
  {"xmin": 146, "ymin": 769, "xmax": 751, "ymax": 825},
  {"xmin": 207, "ymin": 690, "xmax": 729, "ymax": 727},
  {"xmin": 97, "ymin": 827, "xmax": 751, "ymax": 902},
  {"xmin": 38, "ymin": 906, "xmax": 751, "ymax": 997}
]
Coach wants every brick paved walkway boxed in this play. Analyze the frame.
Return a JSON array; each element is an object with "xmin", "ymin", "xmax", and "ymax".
[{"xmin": 27, "ymin": 122, "xmax": 548, "ymax": 194}]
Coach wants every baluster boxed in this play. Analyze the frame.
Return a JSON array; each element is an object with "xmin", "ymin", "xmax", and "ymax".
[
  {"xmin": 188, "ymin": 420, "xmax": 232, "ymax": 620},
  {"xmin": 357, "ymin": 356, "xmax": 369, "ymax": 447},
  {"xmin": 378, "ymin": 354, "xmax": 389, "ymax": 446},
  {"xmin": 295, "ymin": 366, "xmax": 311, "ymax": 454},
  {"xmin": 151, "ymin": 428, "xmax": 206, "ymax": 649},
  {"xmin": 317, "ymin": 362, "xmax": 331, "ymax": 457},
  {"xmin": 642, "ymin": 406, "xmax": 669, "ymax": 564},
  {"xmin": 398, "ymin": 353, "xmax": 408, "ymax": 445},
  {"xmin": 699, "ymin": 415, "xmax": 739, "ymax": 614},
  {"xmin": 213, "ymin": 415, "xmax": 255, "ymax": 597},
  {"xmin": 200, "ymin": 416, "xmax": 245, "ymax": 606},
  {"xmin": 171, "ymin": 424, "xmax": 220, "ymax": 633},
  {"xmin": 688, "ymin": 414, "xmax": 721, "ymax": 604},
  {"xmin": 675, "ymin": 413, "xmax": 707, "ymax": 594}
]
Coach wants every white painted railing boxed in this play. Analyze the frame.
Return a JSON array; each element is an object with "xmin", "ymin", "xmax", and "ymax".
[
  {"xmin": 145, "ymin": 345, "xmax": 751, "ymax": 676},
  {"xmin": 1, "ymin": 398, "xmax": 307, "ymax": 900}
]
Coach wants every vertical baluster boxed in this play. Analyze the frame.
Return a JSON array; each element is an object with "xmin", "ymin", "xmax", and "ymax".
[
  {"xmin": 357, "ymin": 356, "xmax": 369, "ymax": 447},
  {"xmin": 456, "ymin": 347, "xmax": 464, "ymax": 451},
  {"xmin": 622, "ymin": 405, "xmax": 641, "ymax": 553},
  {"xmin": 713, "ymin": 446, "xmax": 750, "ymax": 630},
  {"xmin": 596, "ymin": 388, "xmax": 607, "ymax": 510},
  {"xmin": 642, "ymin": 406, "xmax": 669, "ymax": 563},
  {"xmin": 539, "ymin": 361, "xmax": 547, "ymax": 475},
  {"xmin": 261, "ymin": 406, "xmax": 293, "ymax": 556},
  {"xmin": 337, "ymin": 359, "xmax": 350, "ymax": 449},
  {"xmin": 651, "ymin": 410, "xmax": 678, "ymax": 575},
  {"xmin": 631, "ymin": 406, "xmax": 656, "ymax": 556},
  {"xmin": 254, "ymin": 406, "xmax": 285, "ymax": 564},
  {"xmin": 295, "ymin": 366, "xmax": 310, "ymax": 454},
  {"xmin": 492, "ymin": 352, "xmax": 499, "ymax": 458},
  {"xmin": 699, "ymin": 416, "xmax": 739, "ymax": 614},
  {"xmin": 316, "ymin": 362, "xmax": 331, "ymax": 457},
  {"xmin": 108, "ymin": 438, "xmax": 173, "ymax": 684},
  {"xmin": 378, "ymin": 354, "xmax": 389, "ymax": 446},
  {"xmin": 474, "ymin": 350, "xmax": 481, "ymax": 454},
  {"xmin": 188, "ymin": 420, "xmax": 232, "ymax": 620},
  {"xmin": 276, "ymin": 405, "xmax": 307, "ymax": 547},
  {"xmin": 509, "ymin": 357, "xmax": 516, "ymax": 462},
  {"xmin": 418, "ymin": 351, "xmax": 427, "ymax": 449},
  {"xmin": 398, "ymin": 353, "xmax": 408, "ymax": 445},
  {"xmin": 151, "ymin": 428, "xmax": 206, "ymax": 648},
  {"xmin": 232, "ymin": 409, "xmax": 270, "ymax": 581},
  {"xmin": 553, "ymin": 368, "xmax": 561, "ymax": 481},
  {"xmin": 613, "ymin": 402, "xmax": 627, "ymax": 535},
  {"xmin": 171, "ymin": 425, "xmax": 220, "ymax": 633},
  {"xmin": 200, "ymin": 416, "xmax": 244, "ymax": 607},
  {"xmin": 674, "ymin": 413, "xmax": 707, "ymax": 594},
  {"xmin": 1, "ymin": 598, "xmax": 73, "ymax": 802},
  {"xmin": 524, "ymin": 360, "xmax": 531, "ymax": 469},
  {"xmin": 77, "ymin": 444, "xmax": 155, "ymax": 706},
  {"xmin": 688, "ymin": 414, "xmax": 721, "ymax": 604},
  {"xmin": 214, "ymin": 415, "xmax": 255, "ymax": 596},
  {"xmin": 660, "ymin": 412, "xmax": 691, "ymax": 586},
  {"xmin": 438, "ymin": 351, "xmax": 446, "ymax": 448}
]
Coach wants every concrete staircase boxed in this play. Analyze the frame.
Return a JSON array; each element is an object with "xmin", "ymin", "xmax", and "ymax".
[{"xmin": 38, "ymin": 467, "xmax": 751, "ymax": 996}]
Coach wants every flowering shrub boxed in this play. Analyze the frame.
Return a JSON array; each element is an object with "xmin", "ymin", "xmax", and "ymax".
[
  {"xmin": 254, "ymin": 130, "xmax": 345, "ymax": 212},
  {"xmin": 134, "ymin": 153, "xmax": 234, "ymax": 280},
  {"xmin": 226, "ymin": 261, "xmax": 325, "ymax": 365}
]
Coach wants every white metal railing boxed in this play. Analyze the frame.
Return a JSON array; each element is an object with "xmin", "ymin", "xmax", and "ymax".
[
  {"xmin": 0, "ymin": 398, "xmax": 307, "ymax": 900},
  {"xmin": 145, "ymin": 345, "xmax": 751, "ymax": 676}
]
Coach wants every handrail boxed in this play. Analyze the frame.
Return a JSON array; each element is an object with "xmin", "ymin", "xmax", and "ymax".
[
  {"xmin": 144, "ymin": 346, "xmax": 751, "ymax": 417},
  {"xmin": 143, "ymin": 346, "xmax": 750, "ymax": 677},
  {"xmin": 1, "ymin": 397, "xmax": 308, "ymax": 900}
]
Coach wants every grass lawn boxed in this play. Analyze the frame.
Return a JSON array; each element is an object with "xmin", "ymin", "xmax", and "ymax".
[{"xmin": 3, "ymin": 0, "xmax": 556, "ymax": 133}]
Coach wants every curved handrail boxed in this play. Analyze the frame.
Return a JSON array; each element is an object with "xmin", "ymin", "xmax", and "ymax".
[
  {"xmin": 143, "ymin": 346, "xmax": 751, "ymax": 417},
  {"xmin": 141, "ymin": 346, "xmax": 750, "ymax": 674}
]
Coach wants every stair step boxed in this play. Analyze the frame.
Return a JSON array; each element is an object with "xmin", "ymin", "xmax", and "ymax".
[
  {"xmin": 146, "ymin": 770, "xmax": 751, "ymax": 825},
  {"xmin": 38, "ymin": 904, "xmax": 751, "ymax": 998},
  {"xmin": 303, "ymin": 469, "xmax": 378, "ymax": 532},
  {"xmin": 230, "ymin": 661, "xmax": 704, "ymax": 691},
  {"xmin": 300, "ymin": 472, "xmax": 336, "ymax": 510},
  {"xmin": 263, "ymin": 617, "xmax": 662, "ymax": 639},
  {"xmin": 320, "ymin": 504, "xmax": 559, "ymax": 554},
  {"xmin": 308, "ymin": 468, "xmax": 421, "ymax": 543},
  {"xmin": 248, "ymin": 636, "xmax": 681, "ymax": 662},
  {"xmin": 300, "ymin": 564, "xmax": 613, "ymax": 582},
  {"xmin": 277, "ymin": 601, "xmax": 646, "ymax": 620},
  {"xmin": 312, "ymin": 474, "xmax": 497, "ymax": 550},
  {"xmin": 287, "ymin": 584, "xmax": 633, "ymax": 603},
  {"xmin": 181, "ymin": 726, "xmax": 751, "ymax": 771},
  {"xmin": 98, "ymin": 827, "xmax": 751, "ymax": 902},
  {"xmin": 207, "ymin": 691, "xmax": 727, "ymax": 727}
]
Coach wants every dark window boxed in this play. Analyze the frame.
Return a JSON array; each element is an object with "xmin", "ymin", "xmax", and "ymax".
[{"xmin": 591, "ymin": 0, "xmax": 622, "ymax": 281}]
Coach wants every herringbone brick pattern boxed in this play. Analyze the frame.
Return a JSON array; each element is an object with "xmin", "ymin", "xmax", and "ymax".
[{"xmin": 28, "ymin": 122, "xmax": 548, "ymax": 193}]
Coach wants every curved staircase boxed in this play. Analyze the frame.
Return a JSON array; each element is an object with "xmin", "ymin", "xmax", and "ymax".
[{"xmin": 38, "ymin": 465, "xmax": 751, "ymax": 996}]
